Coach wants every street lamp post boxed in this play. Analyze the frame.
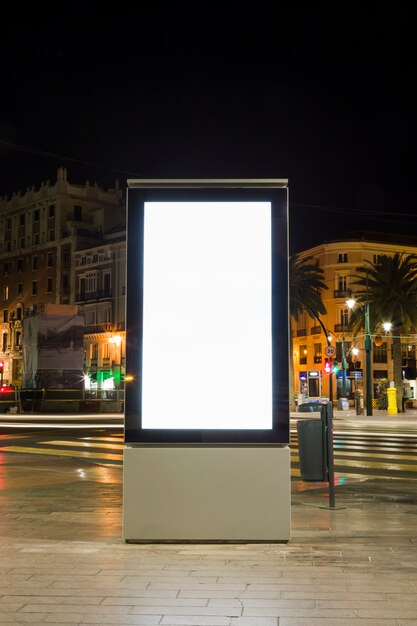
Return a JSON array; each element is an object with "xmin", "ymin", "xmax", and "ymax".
[
  {"xmin": 364, "ymin": 300, "xmax": 373, "ymax": 417},
  {"xmin": 346, "ymin": 297, "xmax": 373, "ymax": 417},
  {"xmin": 341, "ymin": 323, "xmax": 348, "ymax": 399}
]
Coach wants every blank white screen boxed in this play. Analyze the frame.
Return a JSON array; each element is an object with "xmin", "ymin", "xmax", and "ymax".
[{"xmin": 142, "ymin": 202, "xmax": 272, "ymax": 429}]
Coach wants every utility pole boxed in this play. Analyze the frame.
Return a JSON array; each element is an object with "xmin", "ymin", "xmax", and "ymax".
[{"xmin": 364, "ymin": 299, "xmax": 373, "ymax": 417}]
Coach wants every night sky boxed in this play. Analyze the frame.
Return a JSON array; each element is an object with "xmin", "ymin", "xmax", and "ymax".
[{"xmin": 1, "ymin": 6, "xmax": 416, "ymax": 254}]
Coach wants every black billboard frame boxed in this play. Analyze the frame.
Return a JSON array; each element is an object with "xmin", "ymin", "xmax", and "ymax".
[{"xmin": 124, "ymin": 180, "xmax": 289, "ymax": 445}]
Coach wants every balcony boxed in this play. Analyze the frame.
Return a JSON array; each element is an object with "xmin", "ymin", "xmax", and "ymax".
[
  {"xmin": 310, "ymin": 325, "xmax": 321, "ymax": 335},
  {"xmin": 297, "ymin": 329, "xmax": 307, "ymax": 337},
  {"xmin": 84, "ymin": 323, "xmax": 113, "ymax": 334},
  {"xmin": 76, "ymin": 289, "xmax": 112, "ymax": 302},
  {"xmin": 334, "ymin": 323, "xmax": 345, "ymax": 332},
  {"xmin": 313, "ymin": 356, "xmax": 322, "ymax": 364},
  {"xmin": 334, "ymin": 289, "xmax": 350, "ymax": 299}
]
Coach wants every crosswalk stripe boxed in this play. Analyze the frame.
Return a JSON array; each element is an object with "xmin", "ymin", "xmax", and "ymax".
[
  {"xmin": 0, "ymin": 446, "xmax": 121, "ymax": 462},
  {"xmin": 39, "ymin": 440, "xmax": 125, "ymax": 450},
  {"xmin": 291, "ymin": 449, "xmax": 417, "ymax": 462}
]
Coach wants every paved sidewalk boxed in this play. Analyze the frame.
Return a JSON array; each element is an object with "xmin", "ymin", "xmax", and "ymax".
[{"xmin": 1, "ymin": 445, "xmax": 417, "ymax": 625}]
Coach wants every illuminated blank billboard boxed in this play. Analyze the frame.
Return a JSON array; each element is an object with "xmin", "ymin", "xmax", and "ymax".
[{"xmin": 125, "ymin": 181, "xmax": 289, "ymax": 445}]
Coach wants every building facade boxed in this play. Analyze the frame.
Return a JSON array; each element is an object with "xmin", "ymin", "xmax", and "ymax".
[
  {"xmin": 292, "ymin": 238, "xmax": 417, "ymax": 405},
  {"xmin": 0, "ymin": 168, "xmax": 125, "ymax": 389},
  {"xmin": 74, "ymin": 231, "xmax": 126, "ymax": 394}
]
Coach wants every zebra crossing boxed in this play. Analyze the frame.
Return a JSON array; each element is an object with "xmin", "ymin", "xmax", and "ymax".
[
  {"xmin": 0, "ymin": 429, "xmax": 417, "ymax": 480},
  {"xmin": 291, "ymin": 430, "xmax": 417, "ymax": 480}
]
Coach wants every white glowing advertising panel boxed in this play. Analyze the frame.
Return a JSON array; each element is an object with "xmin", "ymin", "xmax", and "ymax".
[
  {"xmin": 142, "ymin": 202, "xmax": 272, "ymax": 430},
  {"xmin": 125, "ymin": 181, "xmax": 289, "ymax": 445}
]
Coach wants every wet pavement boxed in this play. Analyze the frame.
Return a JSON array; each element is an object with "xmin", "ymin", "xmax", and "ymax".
[{"xmin": 0, "ymin": 436, "xmax": 417, "ymax": 625}]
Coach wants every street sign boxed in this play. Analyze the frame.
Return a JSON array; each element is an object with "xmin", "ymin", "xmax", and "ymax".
[{"xmin": 324, "ymin": 345, "xmax": 336, "ymax": 357}]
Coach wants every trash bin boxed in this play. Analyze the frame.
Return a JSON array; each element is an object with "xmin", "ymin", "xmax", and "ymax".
[{"xmin": 297, "ymin": 402, "xmax": 327, "ymax": 481}]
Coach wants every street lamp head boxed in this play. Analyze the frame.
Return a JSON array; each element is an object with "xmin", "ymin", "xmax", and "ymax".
[
  {"xmin": 382, "ymin": 322, "xmax": 392, "ymax": 332},
  {"xmin": 351, "ymin": 347, "xmax": 359, "ymax": 356},
  {"xmin": 346, "ymin": 298, "xmax": 356, "ymax": 310},
  {"xmin": 109, "ymin": 335, "xmax": 122, "ymax": 345}
]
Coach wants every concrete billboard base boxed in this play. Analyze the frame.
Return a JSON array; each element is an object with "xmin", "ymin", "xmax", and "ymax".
[{"xmin": 123, "ymin": 446, "xmax": 291, "ymax": 543}]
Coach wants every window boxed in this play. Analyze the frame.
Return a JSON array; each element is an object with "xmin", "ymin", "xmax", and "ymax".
[
  {"xmin": 85, "ymin": 310, "xmax": 96, "ymax": 325},
  {"xmin": 340, "ymin": 308, "xmax": 349, "ymax": 327},
  {"xmin": 103, "ymin": 272, "xmax": 111, "ymax": 294},
  {"xmin": 91, "ymin": 343, "xmax": 98, "ymax": 360},
  {"xmin": 33, "ymin": 209, "xmax": 40, "ymax": 222},
  {"xmin": 47, "ymin": 252, "xmax": 54, "ymax": 267},
  {"xmin": 17, "ymin": 259, "xmax": 23, "ymax": 272},
  {"xmin": 403, "ymin": 344, "xmax": 416, "ymax": 359},
  {"xmin": 299, "ymin": 344, "xmax": 307, "ymax": 365},
  {"xmin": 6, "ymin": 241, "xmax": 11, "ymax": 252},
  {"xmin": 6, "ymin": 218, "xmax": 11, "ymax": 230},
  {"xmin": 62, "ymin": 274, "xmax": 69, "ymax": 294},
  {"xmin": 16, "ymin": 305, "xmax": 22, "ymax": 319},
  {"xmin": 103, "ymin": 343, "xmax": 110, "ymax": 359},
  {"xmin": 47, "ymin": 277, "xmax": 53, "ymax": 292},
  {"xmin": 15, "ymin": 331, "xmax": 21, "ymax": 347},
  {"xmin": 19, "ymin": 237, "xmax": 25, "ymax": 249},
  {"xmin": 74, "ymin": 205, "xmax": 82, "ymax": 221},
  {"xmin": 373, "ymin": 254, "xmax": 381, "ymax": 264},
  {"xmin": 3, "ymin": 262, "xmax": 9, "ymax": 275},
  {"xmin": 17, "ymin": 283, "xmax": 23, "ymax": 296},
  {"xmin": 336, "ymin": 341, "xmax": 351, "ymax": 362},
  {"xmin": 337, "ymin": 253, "xmax": 348, "ymax": 263},
  {"xmin": 336, "ymin": 274, "xmax": 347, "ymax": 291},
  {"xmin": 3, "ymin": 309, "xmax": 8, "ymax": 323},
  {"xmin": 374, "ymin": 370, "xmax": 388, "ymax": 379},
  {"xmin": 49, "ymin": 204, "xmax": 55, "ymax": 218},
  {"xmin": 62, "ymin": 252, "xmax": 69, "ymax": 268},
  {"xmin": 2, "ymin": 333, "xmax": 7, "ymax": 351},
  {"xmin": 313, "ymin": 343, "xmax": 322, "ymax": 364},
  {"xmin": 33, "ymin": 232, "xmax": 39, "ymax": 245},
  {"xmin": 373, "ymin": 342, "xmax": 388, "ymax": 363},
  {"xmin": 19, "ymin": 214, "xmax": 25, "ymax": 226},
  {"xmin": 3, "ymin": 286, "xmax": 8, "ymax": 301},
  {"xmin": 32, "ymin": 281, "xmax": 38, "ymax": 295},
  {"xmin": 86, "ymin": 272, "xmax": 98, "ymax": 292},
  {"xmin": 48, "ymin": 229, "xmax": 55, "ymax": 241},
  {"xmin": 32, "ymin": 256, "xmax": 38, "ymax": 270}
]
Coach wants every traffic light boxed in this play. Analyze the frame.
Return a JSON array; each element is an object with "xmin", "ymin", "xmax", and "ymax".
[
  {"xmin": 332, "ymin": 360, "xmax": 340, "ymax": 374},
  {"xmin": 324, "ymin": 358, "xmax": 332, "ymax": 374},
  {"xmin": 0, "ymin": 360, "xmax": 4, "ymax": 371}
]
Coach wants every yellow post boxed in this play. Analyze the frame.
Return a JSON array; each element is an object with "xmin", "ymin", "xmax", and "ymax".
[{"xmin": 387, "ymin": 386, "xmax": 398, "ymax": 415}]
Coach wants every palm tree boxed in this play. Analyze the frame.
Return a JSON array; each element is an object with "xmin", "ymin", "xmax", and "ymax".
[
  {"xmin": 289, "ymin": 254, "xmax": 328, "ymax": 410},
  {"xmin": 349, "ymin": 253, "xmax": 417, "ymax": 412}
]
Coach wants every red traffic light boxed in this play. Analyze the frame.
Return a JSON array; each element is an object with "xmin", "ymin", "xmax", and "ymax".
[
  {"xmin": 0, "ymin": 360, "xmax": 4, "ymax": 371},
  {"xmin": 324, "ymin": 358, "xmax": 332, "ymax": 374}
]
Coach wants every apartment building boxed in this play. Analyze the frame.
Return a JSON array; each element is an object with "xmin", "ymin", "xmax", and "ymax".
[
  {"xmin": 0, "ymin": 167, "xmax": 125, "ymax": 387},
  {"xmin": 74, "ymin": 229, "xmax": 126, "ymax": 393},
  {"xmin": 292, "ymin": 236, "xmax": 417, "ymax": 404}
]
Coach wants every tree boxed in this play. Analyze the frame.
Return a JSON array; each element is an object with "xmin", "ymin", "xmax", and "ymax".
[
  {"xmin": 349, "ymin": 253, "xmax": 417, "ymax": 412},
  {"xmin": 289, "ymin": 254, "xmax": 328, "ymax": 410}
]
